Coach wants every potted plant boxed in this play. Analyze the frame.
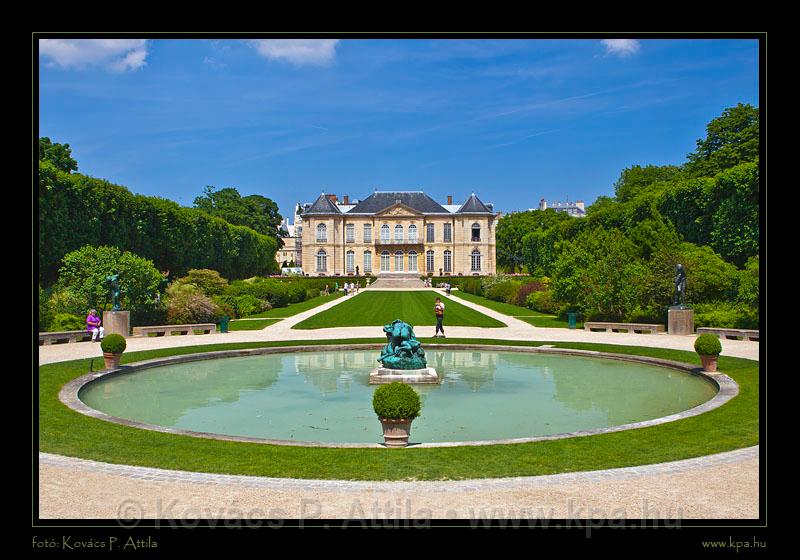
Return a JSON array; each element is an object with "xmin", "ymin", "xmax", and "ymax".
[
  {"xmin": 100, "ymin": 334, "xmax": 127, "ymax": 370},
  {"xmin": 372, "ymin": 382, "xmax": 422, "ymax": 448},
  {"xmin": 694, "ymin": 333, "xmax": 722, "ymax": 372}
]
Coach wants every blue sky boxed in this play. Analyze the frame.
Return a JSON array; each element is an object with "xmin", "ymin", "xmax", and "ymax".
[{"xmin": 38, "ymin": 38, "xmax": 759, "ymax": 218}]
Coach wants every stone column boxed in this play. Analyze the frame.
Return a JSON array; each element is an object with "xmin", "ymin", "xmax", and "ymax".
[
  {"xmin": 103, "ymin": 310, "xmax": 131, "ymax": 337},
  {"xmin": 668, "ymin": 307, "xmax": 694, "ymax": 336}
]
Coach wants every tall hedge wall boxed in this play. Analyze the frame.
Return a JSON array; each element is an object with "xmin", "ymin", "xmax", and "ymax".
[{"xmin": 38, "ymin": 161, "xmax": 277, "ymax": 284}]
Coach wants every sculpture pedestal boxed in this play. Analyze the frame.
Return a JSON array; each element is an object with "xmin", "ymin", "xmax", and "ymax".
[
  {"xmin": 668, "ymin": 307, "xmax": 694, "ymax": 336},
  {"xmin": 103, "ymin": 310, "xmax": 130, "ymax": 337},
  {"xmin": 369, "ymin": 367, "xmax": 440, "ymax": 384}
]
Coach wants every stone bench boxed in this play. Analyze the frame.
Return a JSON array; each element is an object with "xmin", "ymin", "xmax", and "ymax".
[
  {"xmin": 696, "ymin": 327, "xmax": 759, "ymax": 342},
  {"xmin": 584, "ymin": 322, "xmax": 665, "ymax": 334},
  {"xmin": 39, "ymin": 330, "xmax": 95, "ymax": 345},
  {"xmin": 132, "ymin": 323, "xmax": 216, "ymax": 337}
]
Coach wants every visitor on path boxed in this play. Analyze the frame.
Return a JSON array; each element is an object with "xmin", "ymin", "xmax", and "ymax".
[
  {"xmin": 446, "ymin": 283, "xmax": 452, "ymax": 296},
  {"xmin": 355, "ymin": 282, "xmax": 360, "ymax": 293},
  {"xmin": 434, "ymin": 297, "xmax": 446, "ymax": 338},
  {"xmin": 86, "ymin": 309, "xmax": 104, "ymax": 342},
  {"xmin": 324, "ymin": 284, "xmax": 329, "ymax": 295},
  {"xmin": 344, "ymin": 283, "xmax": 349, "ymax": 296}
]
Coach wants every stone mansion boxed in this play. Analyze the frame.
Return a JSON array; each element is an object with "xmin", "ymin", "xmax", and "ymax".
[{"xmin": 297, "ymin": 191, "xmax": 497, "ymax": 276}]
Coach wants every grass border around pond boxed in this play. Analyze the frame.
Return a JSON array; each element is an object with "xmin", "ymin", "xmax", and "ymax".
[{"xmin": 38, "ymin": 338, "xmax": 759, "ymax": 481}]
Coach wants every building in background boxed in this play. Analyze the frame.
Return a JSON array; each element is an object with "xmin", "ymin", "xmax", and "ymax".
[
  {"xmin": 537, "ymin": 197, "xmax": 586, "ymax": 217},
  {"xmin": 298, "ymin": 191, "xmax": 497, "ymax": 276}
]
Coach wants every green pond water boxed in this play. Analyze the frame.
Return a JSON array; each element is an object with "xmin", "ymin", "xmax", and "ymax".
[{"xmin": 80, "ymin": 350, "xmax": 717, "ymax": 444}]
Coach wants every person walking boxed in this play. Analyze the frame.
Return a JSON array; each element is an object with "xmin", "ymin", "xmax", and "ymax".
[
  {"xmin": 434, "ymin": 297, "xmax": 446, "ymax": 338},
  {"xmin": 86, "ymin": 309, "xmax": 104, "ymax": 342}
]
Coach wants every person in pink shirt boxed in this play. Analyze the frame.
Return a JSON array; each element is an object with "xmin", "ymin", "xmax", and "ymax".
[{"xmin": 86, "ymin": 309, "xmax": 104, "ymax": 342}]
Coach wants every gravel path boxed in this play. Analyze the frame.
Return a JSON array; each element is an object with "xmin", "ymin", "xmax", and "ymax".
[{"xmin": 38, "ymin": 447, "xmax": 759, "ymax": 519}]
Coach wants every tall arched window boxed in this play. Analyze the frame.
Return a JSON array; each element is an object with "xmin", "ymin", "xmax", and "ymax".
[
  {"xmin": 346, "ymin": 250, "xmax": 355, "ymax": 273},
  {"xmin": 380, "ymin": 224, "xmax": 390, "ymax": 242},
  {"xmin": 394, "ymin": 251, "xmax": 404, "ymax": 271},
  {"xmin": 380, "ymin": 250, "xmax": 391, "ymax": 272},
  {"xmin": 471, "ymin": 249, "xmax": 481, "ymax": 272},
  {"xmin": 471, "ymin": 223, "xmax": 481, "ymax": 242},
  {"xmin": 408, "ymin": 224, "xmax": 418, "ymax": 242},
  {"xmin": 316, "ymin": 223, "xmax": 327, "ymax": 243},
  {"xmin": 363, "ymin": 251, "xmax": 372, "ymax": 273},
  {"xmin": 408, "ymin": 250, "xmax": 418, "ymax": 272},
  {"xmin": 394, "ymin": 224, "xmax": 404, "ymax": 242},
  {"xmin": 444, "ymin": 250, "xmax": 452, "ymax": 273},
  {"xmin": 316, "ymin": 249, "xmax": 327, "ymax": 272},
  {"xmin": 426, "ymin": 250, "xmax": 434, "ymax": 272},
  {"xmin": 345, "ymin": 224, "xmax": 355, "ymax": 243}
]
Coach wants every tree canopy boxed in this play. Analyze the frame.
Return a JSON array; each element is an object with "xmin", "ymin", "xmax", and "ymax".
[
  {"xmin": 39, "ymin": 137, "xmax": 78, "ymax": 173},
  {"xmin": 193, "ymin": 186, "xmax": 284, "ymax": 247}
]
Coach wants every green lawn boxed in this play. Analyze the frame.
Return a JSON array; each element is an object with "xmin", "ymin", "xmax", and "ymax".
[
  {"xmin": 293, "ymin": 290, "xmax": 506, "ymax": 329},
  {"xmin": 227, "ymin": 318, "xmax": 283, "ymax": 331},
  {"xmin": 244, "ymin": 291, "xmax": 343, "ymax": 318},
  {"xmin": 449, "ymin": 290, "xmax": 577, "ymax": 328},
  {"xmin": 38, "ymin": 338, "xmax": 758, "ymax": 480}
]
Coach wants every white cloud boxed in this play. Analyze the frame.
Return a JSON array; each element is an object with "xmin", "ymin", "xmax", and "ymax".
[
  {"xmin": 249, "ymin": 39, "xmax": 339, "ymax": 66},
  {"xmin": 39, "ymin": 39, "xmax": 148, "ymax": 71},
  {"xmin": 601, "ymin": 39, "xmax": 641, "ymax": 58}
]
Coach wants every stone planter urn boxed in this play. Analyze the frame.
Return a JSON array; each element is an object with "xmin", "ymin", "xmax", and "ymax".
[
  {"xmin": 103, "ymin": 352, "xmax": 122, "ymax": 370},
  {"xmin": 379, "ymin": 418, "xmax": 414, "ymax": 448},
  {"xmin": 699, "ymin": 354, "xmax": 719, "ymax": 373}
]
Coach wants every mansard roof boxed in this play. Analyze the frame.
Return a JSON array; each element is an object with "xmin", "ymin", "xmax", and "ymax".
[
  {"xmin": 301, "ymin": 194, "xmax": 341, "ymax": 215},
  {"xmin": 457, "ymin": 193, "xmax": 494, "ymax": 214},
  {"xmin": 347, "ymin": 191, "xmax": 449, "ymax": 214}
]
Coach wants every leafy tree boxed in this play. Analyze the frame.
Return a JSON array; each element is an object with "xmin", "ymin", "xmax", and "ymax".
[
  {"xmin": 38, "ymin": 285, "xmax": 53, "ymax": 332},
  {"xmin": 685, "ymin": 103, "xmax": 759, "ymax": 177},
  {"xmin": 57, "ymin": 245, "xmax": 164, "ymax": 313},
  {"xmin": 176, "ymin": 269, "xmax": 229, "ymax": 296},
  {"xmin": 39, "ymin": 137, "xmax": 78, "ymax": 173},
  {"xmin": 736, "ymin": 255, "xmax": 759, "ymax": 312},
  {"xmin": 613, "ymin": 164, "xmax": 682, "ymax": 202},
  {"xmin": 193, "ymin": 186, "xmax": 284, "ymax": 246},
  {"xmin": 709, "ymin": 161, "xmax": 759, "ymax": 267},
  {"xmin": 498, "ymin": 210, "xmax": 569, "ymax": 273},
  {"xmin": 551, "ymin": 229, "xmax": 643, "ymax": 321}
]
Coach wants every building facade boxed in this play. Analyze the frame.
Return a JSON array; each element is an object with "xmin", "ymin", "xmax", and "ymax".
[
  {"xmin": 299, "ymin": 191, "xmax": 497, "ymax": 276},
  {"xmin": 537, "ymin": 198, "xmax": 586, "ymax": 217}
]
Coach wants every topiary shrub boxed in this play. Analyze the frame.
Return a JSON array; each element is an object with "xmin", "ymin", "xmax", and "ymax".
[
  {"xmin": 372, "ymin": 382, "xmax": 422, "ymax": 420},
  {"xmin": 694, "ymin": 333, "xmax": 722, "ymax": 356},
  {"xmin": 100, "ymin": 333, "xmax": 127, "ymax": 354}
]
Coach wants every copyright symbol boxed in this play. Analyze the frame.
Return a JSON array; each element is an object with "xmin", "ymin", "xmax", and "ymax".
[{"xmin": 117, "ymin": 499, "xmax": 143, "ymax": 527}]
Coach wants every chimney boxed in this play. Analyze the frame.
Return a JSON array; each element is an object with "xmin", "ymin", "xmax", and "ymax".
[
  {"xmin": 343, "ymin": 195, "xmax": 349, "ymax": 205},
  {"xmin": 447, "ymin": 195, "xmax": 453, "ymax": 205},
  {"xmin": 326, "ymin": 194, "xmax": 337, "ymax": 203}
]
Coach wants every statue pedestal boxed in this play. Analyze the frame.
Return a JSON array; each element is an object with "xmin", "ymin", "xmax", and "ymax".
[
  {"xmin": 668, "ymin": 307, "xmax": 694, "ymax": 336},
  {"xmin": 369, "ymin": 367, "xmax": 440, "ymax": 385},
  {"xmin": 103, "ymin": 311, "xmax": 130, "ymax": 337}
]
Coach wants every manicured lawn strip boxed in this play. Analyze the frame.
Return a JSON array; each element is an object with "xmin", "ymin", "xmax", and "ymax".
[
  {"xmin": 39, "ymin": 339, "xmax": 758, "ymax": 481},
  {"xmin": 244, "ymin": 292, "xmax": 343, "ymax": 318},
  {"xmin": 448, "ymin": 290, "xmax": 546, "ymax": 317},
  {"xmin": 448, "ymin": 290, "xmax": 577, "ymax": 328},
  {"xmin": 292, "ymin": 291, "xmax": 506, "ymax": 329},
  {"xmin": 227, "ymin": 318, "xmax": 283, "ymax": 331}
]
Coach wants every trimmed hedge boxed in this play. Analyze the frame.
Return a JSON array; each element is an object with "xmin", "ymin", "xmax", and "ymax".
[
  {"xmin": 372, "ymin": 382, "xmax": 422, "ymax": 420},
  {"xmin": 38, "ymin": 162, "xmax": 278, "ymax": 284}
]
